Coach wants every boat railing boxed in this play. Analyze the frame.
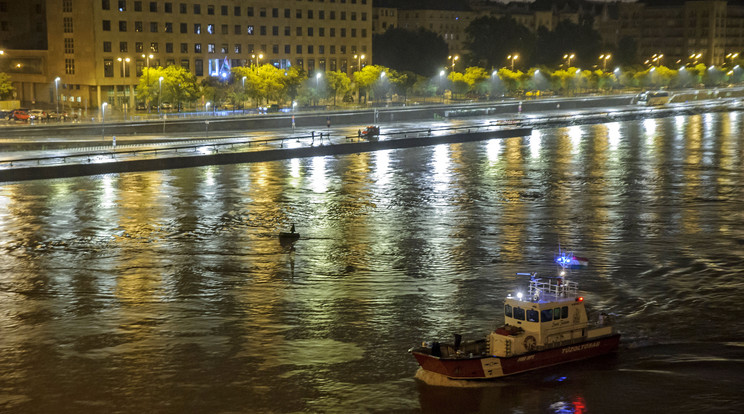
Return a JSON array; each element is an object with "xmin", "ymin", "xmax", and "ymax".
[{"xmin": 528, "ymin": 278, "xmax": 578, "ymax": 299}]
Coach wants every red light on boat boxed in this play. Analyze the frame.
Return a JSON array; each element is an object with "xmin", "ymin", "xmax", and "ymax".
[{"xmin": 576, "ymin": 296, "xmax": 584, "ymax": 302}]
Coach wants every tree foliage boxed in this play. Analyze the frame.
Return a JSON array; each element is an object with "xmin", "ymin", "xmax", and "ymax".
[
  {"xmin": 0, "ymin": 72, "xmax": 15, "ymax": 100},
  {"xmin": 535, "ymin": 20, "xmax": 602, "ymax": 67},
  {"xmin": 136, "ymin": 66, "xmax": 198, "ymax": 110},
  {"xmin": 325, "ymin": 71, "xmax": 351, "ymax": 106},
  {"xmin": 464, "ymin": 16, "xmax": 534, "ymax": 69},
  {"xmin": 372, "ymin": 28, "xmax": 449, "ymax": 77}
]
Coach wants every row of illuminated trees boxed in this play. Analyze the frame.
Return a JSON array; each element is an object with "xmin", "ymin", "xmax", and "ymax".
[{"xmin": 131, "ymin": 62, "xmax": 743, "ymax": 111}]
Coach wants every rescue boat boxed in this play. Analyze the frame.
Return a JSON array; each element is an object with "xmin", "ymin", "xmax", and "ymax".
[{"xmin": 410, "ymin": 263, "xmax": 620, "ymax": 381}]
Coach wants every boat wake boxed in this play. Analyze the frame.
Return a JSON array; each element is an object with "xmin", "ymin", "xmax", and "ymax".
[{"xmin": 414, "ymin": 368, "xmax": 496, "ymax": 388}]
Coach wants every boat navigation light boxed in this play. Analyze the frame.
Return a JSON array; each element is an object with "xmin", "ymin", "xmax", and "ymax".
[
  {"xmin": 517, "ymin": 292, "xmax": 523, "ymax": 300},
  {"xmin": 576, "ymin": 296, "xmax": 584, "ymax": 302}
]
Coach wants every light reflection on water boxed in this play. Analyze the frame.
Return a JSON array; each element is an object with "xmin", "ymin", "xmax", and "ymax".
[{"xmin": 1, "ymin": 113, "xmax": 744, "ymax": 413}]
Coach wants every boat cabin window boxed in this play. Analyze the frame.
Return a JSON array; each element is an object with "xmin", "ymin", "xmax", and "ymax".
[
  {"xmin": 505, "ymin": 304, "xmax": 513, "ymax": 317},
  {"xmin": 553, "ymin": 306, "xmax": 569, "ymax": 320},
  {"xmin": 527, "ymin": 309, "xmax": 539, "ymax": 322},
  {"xmin": 513, "ymin": 307, "xmax": 525, "ymax": 321},
  {"xmin": 541, "ymin": 309, "xmax": 553, "ymax": 322}
]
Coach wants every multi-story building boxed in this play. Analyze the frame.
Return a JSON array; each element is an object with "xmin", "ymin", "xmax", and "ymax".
[
  {"xmin": 4, "ymin": 0, "xmax": 373, "ymax": 110},
  {"xmin": 372, "ymin": 6, "xmax": 397, "ymax": 35},
  {"xmin": 615, "ymin": 0, "xmax": 736, "ymax": 67},
  {"xmin": 391, "ymin": 0, "xmax": 583, "ymax": 60}
]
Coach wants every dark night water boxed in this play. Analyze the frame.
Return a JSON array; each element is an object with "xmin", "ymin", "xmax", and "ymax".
[{"xmin": 1, "ymin": 113, "xmax": 743, "ymax": 413}]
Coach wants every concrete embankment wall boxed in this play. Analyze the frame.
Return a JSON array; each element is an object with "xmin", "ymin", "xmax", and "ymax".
[
  {"xmin": 1, "ymin": 96, "xmax": 632, "ymax": 138},
  {"xmin": 0, "ymin": 127, "xmax": 532, "ymax": 182}
]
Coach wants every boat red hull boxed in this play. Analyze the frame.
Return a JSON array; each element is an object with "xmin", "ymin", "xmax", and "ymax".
[{"xmin": 412, "ymin": 334, "xmax": 620, "ymax": 380}]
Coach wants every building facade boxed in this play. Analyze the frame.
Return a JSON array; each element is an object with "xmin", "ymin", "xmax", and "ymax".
[
  {"xmin": 6, "ymin": 0, "xmax": 373, "ymax": 109},
  {"xmin": 615, "ymin": 0, "xmax": 741, "ymax": 67}
]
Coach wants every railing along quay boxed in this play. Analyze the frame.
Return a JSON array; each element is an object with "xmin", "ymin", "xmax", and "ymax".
[{"xmin": 0, "ymin": 123, "xmax": 523, "ymax": 170}]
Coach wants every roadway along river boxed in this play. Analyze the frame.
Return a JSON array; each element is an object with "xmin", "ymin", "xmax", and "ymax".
[{"xmin": 0, "ymin": 111, "xmax": 743, "ymax": 413}]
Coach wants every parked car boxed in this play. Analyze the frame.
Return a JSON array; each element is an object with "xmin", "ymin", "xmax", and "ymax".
[
  {"xmin": 29, "ymin": 109, "xmax": 47, "ymax": 121},
  {"xmin": 160, "ymin": 102, "xmax": 173, "ymax": 110},
  {"xmin": 9, "ymin": 109, "xmax": 30, "ymax": 121},
  {"xmin": 48, "ymin": 111, "xmax": 68, "ymax": 121}
]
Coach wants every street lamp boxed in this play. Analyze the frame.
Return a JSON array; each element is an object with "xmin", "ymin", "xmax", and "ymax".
[
  {"xmin": 599, "ymin": 54, "xmax": 611, "ymax": 71},
  {"xmin": 726, "ymin": 52, "xmax": 739, "ymax": 67},
  {"xmin": 563, "ymin": 53, "xmax": 575, "ymax": 67},
  {"xmin": 101, "ymin": 102, "xmax": 108, "ymax": 139},
  {"xmin": 315, "ymin": 72, "xmax": 322, "ymax": 105},
  {"xmin": 117, "ymin": 57, "xmax": 130, "ymax": 77},
  {"xmin": 651, "ymin": 53, "xmax": 663, "ymax": 67},
  {"xmin": 689, "ymin": 53, "xmax": 702, "ymax": 66},
  {"xmin": 158, "ymin": 76, "xmax": 163, "ymax": 113},
  {"xmin": 141, "ymin": 54, "xmax": 154, "ymax": 110},
  {"xmin": 448, "ymin": 55, "xmax": 459, "ymax": 71},
  {"xmin": 54, "ymin": 77, "xmax": 60, "ymax": 114},
  {"xmin": 353, "ymin": 54, "xmax": 365, "ymax": 71},
  {"xmin": 439, "ymin": 70, "xmax": 446, "ymax": 103},
  {"xmin": 142, "ymin": 53, "xmax": 154, "ymax": 69},
  {"xmin": 507, "ymin": 54, "xmax": 519, "ymax": 71},
  {"xmin": 251, "ymin": 53, "xmax": 264, "ymax": 67}
]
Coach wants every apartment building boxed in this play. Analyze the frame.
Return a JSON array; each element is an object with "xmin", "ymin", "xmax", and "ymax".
[
  {"xmin": 5, "ymin": 0, "xmax": 373, "ymax": 109},
  {"xmin": 392, "ymin": 2, "xmax": 580, "ymax": 59},
  {"xmin": 615, "ymin": 0, "xmax": 735, "ymax": 67}
]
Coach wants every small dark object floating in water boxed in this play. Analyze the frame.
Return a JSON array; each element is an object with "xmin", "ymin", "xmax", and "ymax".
[{"xmin": 279, "ymin": 224, "xmax": 300, "ymax": 244}]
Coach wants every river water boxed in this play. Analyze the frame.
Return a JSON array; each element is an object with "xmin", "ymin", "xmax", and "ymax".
[{"xmin": 1, "ymin": 112, "xmax": 743, "ymax": 413}]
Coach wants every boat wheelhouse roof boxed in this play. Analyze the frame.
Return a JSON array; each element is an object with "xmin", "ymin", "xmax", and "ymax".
[{"xmin": 508, "ymin": 274, "xmax": 580, "ymax": 305}]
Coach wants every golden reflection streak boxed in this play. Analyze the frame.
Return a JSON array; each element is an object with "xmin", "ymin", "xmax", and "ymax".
[
  {"xmin": 549, "ymin": 128, "xmax": 577, "ymax": 240},
  {"xmin": 681, "ymin": 116, "xmax": 702, "ymax": 234},
  {"xmin": 432, "ymin": 144, "xmax": 451, "ymax": 194},
  {"xmin": 642, "ymin": 117, "xmax": 667, "ymax": 241},
  {"xmin": 374, "ymin": 150, "xmax": 391, "ymax": 185},
  {"xmin": 585, "ymin": 125, "xmax": 611, "ymax": 258},
  {"xmin": 529, "ymin": 130, "xmax": 542, "ymax": 159},
  {"xmin": 310, "ymin": 156, "xmax": 328, "ymax": 193},
  {"xmin": 500, "ymin": 137, "xmax": 528, "ymax": 262},
  {"xmin": 486, "ymin": 138, "xmax": 501, "ymax": 163}
]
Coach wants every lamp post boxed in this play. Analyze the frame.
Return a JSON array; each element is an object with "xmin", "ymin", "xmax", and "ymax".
[
  {"xmin": 251, "ymin": 53, "xmax": 264, "ymax": 67},
  {"xmin": 689, "ymin": 53, "xmax": 702, "ymax": 66},
  {"xmin": 141, "ymin": 54, "xmax": 153, "ymax": 110},
  {"xmin": 507, "ymin": 54, "xmax": 519, "ymax": 71},
  {"xmin": 142, "ymin": 53, "xmax": 154, "ymax": 71},
  {"xmin": 439, "ymin": 69, "xmax": 446, "ymax": 103},
  {"xmin": 158, "ymin": 76, "xmax": 163, "ymax": 113},
  {"xmin": 726, "ymin": 52, "xmax": 739, "ymax": 68},
  {"xmin": 315, "ymin": 72, "xmax": 322, "ymax": 105},
  {"xmin": 448, "ymin": 55, "xmax": 459, "ymax": 71},
  {"xmin": 101, "ymin": 102, "xmax": 107, "ymax": 140},
  {"xmin": 651, "ymin": 53, "xmax": 663, "ymax": 67},
  {"xmin": 599, "ymin": 54, "xmax": 611, "ymax": 71},
  {"xmin": 117, "ymin": 57, "xmax": 130, "ymax": 113},
  {"xmin": 563, "ymin": 53, "xmax": 575, "ymax": 67},
  {"xmin": 353, "ymin": 54, "xmax": 365, "ymax": 71},
  {"xmin": 54, "ymin": 77, "xmax": 60, "ymax": 114}
]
